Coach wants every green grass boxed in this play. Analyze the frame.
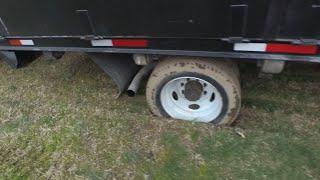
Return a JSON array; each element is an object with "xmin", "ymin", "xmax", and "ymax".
[{"xmin": 0, "ymin": 54, "xmax": 319, "ymax": 179}]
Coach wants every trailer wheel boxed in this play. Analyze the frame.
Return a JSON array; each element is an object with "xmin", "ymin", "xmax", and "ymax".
[{"xmin": 146, "ymin": 57, "xmax": 241, "ymax": 125}]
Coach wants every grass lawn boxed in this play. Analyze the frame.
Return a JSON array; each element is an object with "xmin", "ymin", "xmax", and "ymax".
[{"xmin": 0, "ymin": 54, "xmax": 319, "ymax": 179}]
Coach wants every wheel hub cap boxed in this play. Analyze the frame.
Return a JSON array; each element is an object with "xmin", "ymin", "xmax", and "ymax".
[
  {"xmin": 160, "ymin": 77, "xmax": 223, "ymax": 123},
  {"xmin": 184, "ymin": 80, "xmax": 203, "ymax": 101}
]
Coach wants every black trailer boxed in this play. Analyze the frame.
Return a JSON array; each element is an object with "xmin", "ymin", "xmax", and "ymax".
[{"xmin": 0, "ymin": 0, "xmax": 319, "ymax": 124}]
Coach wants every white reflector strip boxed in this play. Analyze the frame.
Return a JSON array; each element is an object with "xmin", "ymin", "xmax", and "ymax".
[
  {"xmin": 91, "ymin": 39, "xmax": 113, "ymax": 47},
  {"xmin": 234, "ymin": 43, "xmax": 267, "ymax": 52},
  {"xmin": 20, "ymin": 40, "xmax": 34, "ymax": 46}
]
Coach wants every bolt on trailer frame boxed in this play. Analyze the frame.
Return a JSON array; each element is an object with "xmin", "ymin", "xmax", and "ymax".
[{"xmin": 0, "ymin": 0, "xmax": 319, "ymax": 124}]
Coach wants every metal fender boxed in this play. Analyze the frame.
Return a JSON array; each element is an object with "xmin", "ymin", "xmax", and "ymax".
[{"xmin": 88, "ymin": 53, "xmax": 140, "ymax": 97}]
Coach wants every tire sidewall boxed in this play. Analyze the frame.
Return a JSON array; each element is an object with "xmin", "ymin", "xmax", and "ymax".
[{"xmin": 154, "ymin": 72, "xmax": 229, "ymax": 124}]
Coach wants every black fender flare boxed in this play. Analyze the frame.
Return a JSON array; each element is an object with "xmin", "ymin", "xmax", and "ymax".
[{"xmin": 88, "ymin": 53, "xmax": 140, "ymax": 97}]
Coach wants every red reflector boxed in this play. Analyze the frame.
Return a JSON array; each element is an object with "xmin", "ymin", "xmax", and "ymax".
[
  {"xmin": 266, "ymin": 43, "xmax": 318, "ymax": 55},
  {"xmin": 8, "ymin": 39, "xmax": 22, "ymax": 46},
  {"xmin": 112, "ymin": 39, "xmax": 148, "ymax": 47}
]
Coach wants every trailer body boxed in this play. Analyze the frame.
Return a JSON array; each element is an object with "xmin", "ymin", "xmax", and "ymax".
[{"xmin": 0, "ymin": 0, "xmax": 319, "ymax": 62}]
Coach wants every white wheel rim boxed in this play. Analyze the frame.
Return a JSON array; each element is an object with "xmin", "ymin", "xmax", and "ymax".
[{"xmin": 160, "ymin": 77, "xmax": 223, "ymax": 123}]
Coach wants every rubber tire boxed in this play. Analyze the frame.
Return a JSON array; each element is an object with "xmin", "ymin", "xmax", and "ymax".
[{"xmin": 146, "ymin": 57, "xmax": 241, "ymax": 125}]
